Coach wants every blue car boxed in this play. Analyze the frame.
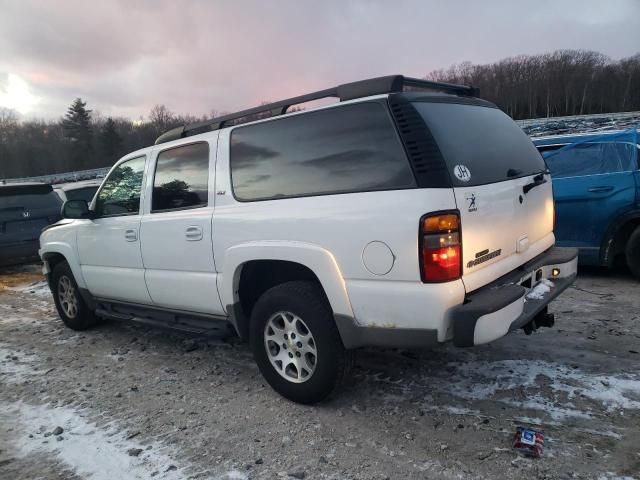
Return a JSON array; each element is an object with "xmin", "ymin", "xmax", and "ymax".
[{"xmin": 533, "ymin": 130, "xmax": 640, "ymax": 278}]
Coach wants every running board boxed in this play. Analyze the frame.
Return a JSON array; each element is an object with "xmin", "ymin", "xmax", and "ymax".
[{"xmin": 95, "ymin": 300, "xmax": 233, "ymax": 337}]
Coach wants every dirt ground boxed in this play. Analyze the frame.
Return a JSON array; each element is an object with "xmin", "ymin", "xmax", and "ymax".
[{"xmin": 0, "ymin": 264, "xmax": 639, "ymax": 480}]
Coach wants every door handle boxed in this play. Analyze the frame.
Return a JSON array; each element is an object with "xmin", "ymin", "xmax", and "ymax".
[
  {"xmin": 185, "ymin": 225, "xmax": 203, "ymax": 241},
  {"xmin": 124, "ymin": 229, "xmax": 138, "ymax": 242},
  {"xmin": 588, "ymin": 186, "xmax": 614, "ymax": 193}
]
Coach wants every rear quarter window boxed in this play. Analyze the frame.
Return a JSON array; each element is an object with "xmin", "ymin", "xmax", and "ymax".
[{"xmin": 230, "ymin": 102, "xmax": 415, "ymax": 201}]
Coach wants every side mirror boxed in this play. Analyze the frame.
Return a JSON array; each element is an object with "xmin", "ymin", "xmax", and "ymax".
[{"xmin": 62, "ymin": 199, "xmax": 93, "ymax": 219}]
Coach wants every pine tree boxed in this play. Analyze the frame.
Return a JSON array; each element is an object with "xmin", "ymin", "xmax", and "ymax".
[
  {"xmin": 101, "ymin": 117, "xmax": 122, "ymax": 162},
  {"xmin": 62, "ymin": 98, "xmax": 93, "ymax": 166}
]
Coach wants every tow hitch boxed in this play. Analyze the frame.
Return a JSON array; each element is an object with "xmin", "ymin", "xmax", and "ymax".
[{"xmin": 523, "ymin": 307, "xmax": 555, "ymax": 335}]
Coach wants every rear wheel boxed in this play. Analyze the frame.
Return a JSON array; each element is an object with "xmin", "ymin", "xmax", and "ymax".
[
  {"xmin": 250, "ymin": 281, "xmax": 351, "ymax": 404},
  {"xmin": 51, "ymin": 261, "xmax": 101, "ymax": 330},
  {"xmin": 626, "ymin": 226, "xmax": 640, "ymax": 280}
]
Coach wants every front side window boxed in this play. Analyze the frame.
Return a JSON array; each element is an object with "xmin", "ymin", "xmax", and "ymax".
[
  {"xmin": 545, "ymin": 142, "xmax": 636, "ymax": 179},
  {"xmin": 94, "ymin": 156, "xmax": 145, "ymax": 216},
  {"xmin": 152, "ymin": 142, "xmax": 209, "ymax": 212},
  {"xmin": 230, "ymin": 102, "xmax": 415, "ymax": 201}
]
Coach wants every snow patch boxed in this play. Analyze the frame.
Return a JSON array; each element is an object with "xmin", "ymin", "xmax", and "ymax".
[
  {"xmin": 7, "ymin": 280, "xmax": 51, "ymax": 298},
  {"xmin": 0, "ymin": 401, "xmax": 186, "ymax": 480},
  {"xmin": 527, "ymin": 279, "xmax": 554, "ymax": 300},
  {"xmin": 0, "ymin": 344, "xmax": 40, "ymax": 383},
  {"xmin": 436, "ymin": 359, "xmax": 640, "ymax": 420}
]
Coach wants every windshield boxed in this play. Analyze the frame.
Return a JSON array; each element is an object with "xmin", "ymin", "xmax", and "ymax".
[
  {"xmin": 414, "ymin": 102, "xmax": 546, "ymax": 186},
  {"xmin": 65, "ymin": 186, "xmax": 99, "ymax": 202}
]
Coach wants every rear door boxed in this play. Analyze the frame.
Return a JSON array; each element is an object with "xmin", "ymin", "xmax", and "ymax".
[
  {"xmin": 139, "ymin": 139, "xmax": 224, "ymax": 315},
  {"xmin": 542, "ymin": 142, "xmax": 638, "ymax": 253},
  {"xmin": 414, "ymin": 102, "xmax": 553, "ymax": 292}
]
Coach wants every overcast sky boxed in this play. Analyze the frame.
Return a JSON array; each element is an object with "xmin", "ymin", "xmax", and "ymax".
[{"xmin": 0, "ymin": 0, "xmax": 638, "ymax": 121}]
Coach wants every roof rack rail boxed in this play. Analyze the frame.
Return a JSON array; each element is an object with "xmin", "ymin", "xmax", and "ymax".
[{"xmin": 155, "ymin": 75, "xmax": 478, "ymax": 144}]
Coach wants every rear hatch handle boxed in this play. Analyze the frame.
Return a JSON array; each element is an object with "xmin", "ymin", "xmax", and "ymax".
[{"xmin": 523, "ymin": 172, "xmax": 548, "ymax": 195}]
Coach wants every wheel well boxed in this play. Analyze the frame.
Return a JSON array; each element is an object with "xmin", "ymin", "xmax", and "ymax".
[
  {"xmin": 234, "ymin": 260, "xmax": 326, "ymax": 340},
  {"xmin": 608, "ymin": 217, "xmax": 640, "ymax": 265},
  {"xmin": 42, "ymin": 252, "xmax": 67, "ymax": 285}
]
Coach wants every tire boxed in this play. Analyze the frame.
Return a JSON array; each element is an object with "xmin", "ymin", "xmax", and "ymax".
[
  {"xmin": 51, "ymin": 261, "xmax": 101, "ymax": 330},
  {"xmin": 249, "ymin": 281, "xmax": 351, "ymax": 404},
  {"xmin": 626, "ymin": 226, "xmax": 640, "ymax": 280}
]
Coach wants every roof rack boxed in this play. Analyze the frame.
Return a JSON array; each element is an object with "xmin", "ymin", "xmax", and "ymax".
[{"xmin": 155, "ymin": 75, "xmax": 479, "ymax": 144}]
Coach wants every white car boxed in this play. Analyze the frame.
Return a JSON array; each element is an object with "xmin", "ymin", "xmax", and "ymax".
[
  {"xmin": 53, "ymin": 179, "xmax": 102, "ymax": 203},
  {"xmin": 39, "ymin": 76, "xmax": 578, "ymax": 403}
]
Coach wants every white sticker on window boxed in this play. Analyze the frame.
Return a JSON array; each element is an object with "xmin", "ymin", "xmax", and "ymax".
[{"xmin": 453, "ymin": 165, "xmax": 471, "ymax": 182}]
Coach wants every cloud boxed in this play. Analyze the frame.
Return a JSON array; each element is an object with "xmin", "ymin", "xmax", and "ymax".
[{"xmin": 0, "ymin": 0, "xmax": 638, "ymax": 120}]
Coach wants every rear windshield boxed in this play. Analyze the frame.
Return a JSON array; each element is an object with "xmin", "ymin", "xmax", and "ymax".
[
  {"xmin": 0, "ymin": 191, "xmax": 61, "ymax": 210},
  {"xmin": 414, "ymin": 102, "xmax": 546, "ymax": 186}
]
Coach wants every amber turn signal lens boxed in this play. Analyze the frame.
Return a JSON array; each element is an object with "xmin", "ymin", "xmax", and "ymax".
[{"xmin": 423, "ymin": 214, "xmax": 459, "ymax": 233}]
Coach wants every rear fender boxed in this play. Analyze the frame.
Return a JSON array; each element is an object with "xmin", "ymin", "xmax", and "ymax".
[{"xmin": 219, "ymin": 241, "xmax": 354, "ymax": 319}]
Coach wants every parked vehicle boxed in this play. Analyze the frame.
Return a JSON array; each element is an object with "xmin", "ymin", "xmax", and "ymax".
[
  {"xmin": 533, "ymin": 130, "xmax": 640, "ymax": 278},
  {"xmin": 1, "ymin": 183, "xmax": 62, "ymax": 266},
  {"xmin": 54, "ymin": 179, "xmax": 102, "ymax": 203},
  {"xmin": 39, "ymin": 76, "xmax": 578, "ymax": 403}
]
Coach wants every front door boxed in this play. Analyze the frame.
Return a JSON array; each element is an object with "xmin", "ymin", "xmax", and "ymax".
[
  {"xmin": 545, "ymin": 141, "xmax": 637, "ymax": 258},
  {"xmin": 76, "ymin": 156, "xmax": 151, "ymax": 303},
  {"xmin": 139, "ymin": 140, "xmax": 224, "ymax": 315}
]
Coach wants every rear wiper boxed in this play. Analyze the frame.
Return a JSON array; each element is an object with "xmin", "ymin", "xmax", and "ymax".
[
  {"xmin": 506, "ymin": 168, "xmax": 523, "ymax": 177},
  {"xmin": 523, "ymin": 172, "xmax": 547, "ymax": 194}
]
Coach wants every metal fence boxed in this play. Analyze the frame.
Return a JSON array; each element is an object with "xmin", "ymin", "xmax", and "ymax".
[{"xmin": 1, "ymin": 166, "xmax": 111, "ymax": 185}]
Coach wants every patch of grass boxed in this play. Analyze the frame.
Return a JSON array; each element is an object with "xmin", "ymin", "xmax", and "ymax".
[{"xmin": 0, "ymin": 263, "xmax": 44, "ymax": 291}]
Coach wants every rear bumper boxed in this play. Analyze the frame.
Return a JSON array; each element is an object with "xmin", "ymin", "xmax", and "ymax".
[
  {"xmin": 451, "ymin": 246, "xmax": 578, "ymax": 347},
  {"xmin": 0, "ymin": 240, "xmax": 40, "ymax": 266}
]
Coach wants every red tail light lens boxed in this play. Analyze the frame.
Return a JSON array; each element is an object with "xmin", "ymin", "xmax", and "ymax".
[{"xmin": 420, "ymin": 211, "xmax": 462, "ymax": 282}]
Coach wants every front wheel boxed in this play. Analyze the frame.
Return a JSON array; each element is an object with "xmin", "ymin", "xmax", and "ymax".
[
  {"xmin": 250, "ymin": 281, "xmax": 351, "ymax": 404},
  {"xmin": 626, "ymin": 226, "xmax": 640, "ymax": 280},
  {"xmin": 51, "ymin": 261, "xmax": 101, "ymax": 330}
]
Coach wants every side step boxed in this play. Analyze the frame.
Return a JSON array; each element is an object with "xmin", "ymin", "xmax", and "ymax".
[{"xmin": 95, "ymin": 300, "xmax": 233, "ymax": 337}]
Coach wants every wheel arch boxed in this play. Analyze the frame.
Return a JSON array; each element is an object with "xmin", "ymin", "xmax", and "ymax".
[
  {"xmin": 219, "ymin": 242, "xmax": 354, "ymax": 340},
  {"xmin": 601, "ymin": 210, "xmax": 640, "ymax": 267},
  {"xmin": 41, "ymin": 243, "xmax": 87, "ymax": 289}
]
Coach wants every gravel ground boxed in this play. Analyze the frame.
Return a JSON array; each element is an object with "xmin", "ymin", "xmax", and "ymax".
[{"xmin": 1, "ymin": 264, "xmax": 639, "ymax": 480}]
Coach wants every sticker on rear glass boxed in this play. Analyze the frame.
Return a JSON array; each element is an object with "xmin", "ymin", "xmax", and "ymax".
[{"xmin": 453, "ymin": 165, "xmax": 471, "ymax": 182}]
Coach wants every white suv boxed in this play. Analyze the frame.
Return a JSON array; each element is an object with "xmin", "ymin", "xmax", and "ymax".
[{"xmin": 40, "ymin": 76, "xmax": 578, "ymax": 403}]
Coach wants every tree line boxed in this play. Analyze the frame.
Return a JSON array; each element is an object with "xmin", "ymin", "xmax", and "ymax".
[
  {"xmin": 428, "ymin": 50, "xmax": 640, "ymax": 120},
  {"xmin": 1, "ymin": 49, "xmax": 638, "ymax": 179},
  {"xmin": 0, "ymin": 102, "xmax": 210, "ymax": 179}
]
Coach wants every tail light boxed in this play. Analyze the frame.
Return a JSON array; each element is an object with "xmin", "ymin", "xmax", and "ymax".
[{"xmin": 419, "ymin": 211, "xmax": 462, "ymax": 283}]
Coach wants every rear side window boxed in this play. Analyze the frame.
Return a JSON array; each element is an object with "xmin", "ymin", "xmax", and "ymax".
[
  {"xmin": 230, "ymin": 102, "xmax": 415, "ymax": 201},
  {"xmin": 544, "ymin": 142, "xmax": 636, "ymax": 179},
  {"xmin": 152, "ymin": 142, "xmax": 209, "ymax": 212},
  {"xmin": 414, "ymin": 102, "xmax": 546, "ymax": 186}
]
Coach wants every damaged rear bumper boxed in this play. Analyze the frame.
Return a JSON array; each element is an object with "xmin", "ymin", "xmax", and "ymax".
[{"xmin": 451, "ymin": 246, "xmax": 578, "ymax": 347}]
